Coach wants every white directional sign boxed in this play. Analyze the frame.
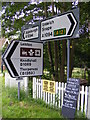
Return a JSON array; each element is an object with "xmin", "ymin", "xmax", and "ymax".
[
  {"xmin": 41, "ymin": 8, "xmax": 79, "ymax": 41},
  {"xmin": 23, "ymin": 26, "xmax": 39, "ymax": 40},
  {"xmin": 2, "ymin": 40, "xmax": 43, "ymax": 78}
]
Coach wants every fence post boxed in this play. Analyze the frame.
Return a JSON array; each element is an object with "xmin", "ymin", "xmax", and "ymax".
[
  {"xmin": 81, "ymin": 86, "xmax": 84, "ymax": 112},
  {"xmin": 33, "ymin": 77, "xmax": 36, "ymax": 99},
  {"xmin": 61, "ymin": 82, "xmax": 64, "ymax": 108},
  {"xmin": 84, "ymin": 86, "xmax": 88, "ymax": 115},
  {"xmin": 24, "ymin": 77, "xmax": 28, "ymax": 95},
  {"xmin": 87, "ymin": 86, "xmax": 90, "ymax": 119},
  {"xmin": 55, "ymin": 82, "xmax": 58, "ymax": 107},
  {"xmin": 41, "ymin": 79, "xmax": 43, "ymax": 100}
]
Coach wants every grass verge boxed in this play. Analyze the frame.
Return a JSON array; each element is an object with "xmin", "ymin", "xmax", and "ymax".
[{"xmin": 0, "ymin": 75, "xmax": 88, "ymax": 119}]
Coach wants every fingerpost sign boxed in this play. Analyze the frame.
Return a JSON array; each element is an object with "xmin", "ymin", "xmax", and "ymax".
[
  {"xmin": 2, "ymin": 40, "xmax": 43, "ymax": 78},
  {"xmin": 41, "ymin": 8, "xmax": 79, "ymax": 41}
]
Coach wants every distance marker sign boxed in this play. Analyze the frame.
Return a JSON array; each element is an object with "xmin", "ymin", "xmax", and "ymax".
[
  {"xmin": 23, "ymin": 26, "xmax": 38, "ymax": 40},
  {"xmin": 41, "ymin": 8, "xmax": 79, "ymax": 41},
  {"xmin": 2, "ymin": 40, "xmax": 43, "ymax": 78},
  {"xmin": 22, "ymin": 21, "xmax": 41, "ymax": 42}
]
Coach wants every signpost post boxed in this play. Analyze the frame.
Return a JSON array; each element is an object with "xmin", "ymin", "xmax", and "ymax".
[
  {"xmin": 16, "ymin": 77, "xmax": 23, "ymax": 100},
  {"xmin": 18, "ymin": 81, "xmax": 20, "ymax": 100},
  {"xmin": 67, "ymin": 39, "xmax": 70, "ymax": 81},
  {"xmin": 2, "ymin": 40, "xmax": 43, "ymax": 78}
]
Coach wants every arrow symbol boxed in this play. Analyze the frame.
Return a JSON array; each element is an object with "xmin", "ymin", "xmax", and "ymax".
[
  {"xmin": 23, "ymin": 31, "xmax": 25, "ymax": 39},
  {"xmin": 2, "ymin": 41, "xmax": 19, "ymax": 77},
  {"xmin": 67, "ymin": 13, "xmax": 76, "ymax": 35}
]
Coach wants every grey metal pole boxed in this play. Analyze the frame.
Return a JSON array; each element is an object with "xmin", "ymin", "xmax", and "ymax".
[
  {"xmin": 67, "ymin": 39, "xmax": 70, "ymax": 81},
  {"xmin": 18, "ymin": 82, "xmax": 20, "ymax": 101}
]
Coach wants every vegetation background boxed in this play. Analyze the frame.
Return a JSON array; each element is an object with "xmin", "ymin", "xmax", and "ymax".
[
  {"xmin": 0, "ymin": 1, "xmax": 90, "ymax": 119},
  {"xmin": 1, "ymin": 1, "xmax": 90, "ymax": 84}
]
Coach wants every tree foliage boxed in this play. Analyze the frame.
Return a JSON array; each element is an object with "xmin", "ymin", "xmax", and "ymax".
[{"xmin": 1, "ymin": 1, "xmax": 90, "ymax": 83}]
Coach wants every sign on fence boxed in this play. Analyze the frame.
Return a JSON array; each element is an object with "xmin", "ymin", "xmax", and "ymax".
[
  {"xmin": 43, "ymin": 80, "xmax": 55, "ymax": 94},
  {"xmin": 62, "ymin": 78, "xmax": 80, "ymax": 118}
]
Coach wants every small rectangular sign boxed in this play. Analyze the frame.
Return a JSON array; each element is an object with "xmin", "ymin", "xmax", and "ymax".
[
  {"xmin": 43, "ymin": 80, "xmax": 55, "ymax": 94},
  {"xmin": 20, "ymin": 48, "xmax": 41, "ymax": 57},
  {"xmin": 62, "ymin": 78, "xmax": 80, "ymax": 118},
  {"xmin": 23, "ymin": 26, "xmax": 38, "ymax": 40},
  {"xmin": 54, "ymin": 28, "xmax": 66, "ymax": 36}
]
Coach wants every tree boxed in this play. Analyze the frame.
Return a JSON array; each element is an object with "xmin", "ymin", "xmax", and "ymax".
[
  {"xmin": 2, "ymin": 1, "xmax": 90, "ymax": 84},
  {"xmin": 52, "ymin": 2, "xmax": 58, "ymax": 81},
  {"xmin": 2, "ymin": 2, "xmax": 44, "ymax": 39},
  {"xmin": 44, "ymin": 2, "xmax": 55, "ymax": 80}
]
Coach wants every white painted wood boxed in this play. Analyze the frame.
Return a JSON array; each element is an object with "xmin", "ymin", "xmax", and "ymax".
[
  {"xmin": 38, "ymin": 79, "xmax": 40, "ymax": 98},
  {"xmin": 33, "ymin": 77, "xmax": 35, "ymax": 98},
  {"xmin": 41, "ymin": 80, "xmax": 43, "ymax": 99},
  {"xmin": 5, "ymin": 73, "xmax": 28, "ymax": 90},
  {"xmin": 34, "ymin": 77, "xmax": 36, "ymax": 98},
  {"xmin": 36, "ymin": 79, "xmax": 39, "ymax": 99},
  {"xmin": 65, "ymin": 83, "xmax": 67, "ymax": 89},
  {"xmin": 61, "ymin": 82, "xmax": 64, "ymax": 108},
  {"xmin": 59, "ymin": 82, "xmax": 61, "ymax": 108},
  {"xmin": 43, "ymin": 91, "xmax": 45, "ymax": 101},
  {"xmin": 5, "ymin": 73, "xmax": 10, "ymax": 87},
  {"xmin": 84, "ymin": 86, "xmax": 88, "ymax": 115},
  {"xmin": 33, "ymin": 77, "xmax": 89, "ymax": 116},
  {"xmin": 24, "ymin": 77, "xmax": 28, "ymax": 94},
  {"xmin": 77, "ymin": 89, "xmax": 80, "ymax": 111},
  {"xmin": 81, "ymin": 86, "xmax": 84, "ymax": 112},
  {"xmin": 46, "ymin": 92, "xmax": 47, "ymax": 104},
  {"xmin": 87, "ymin": 86, "xmax": 90, "ymax": 119}
]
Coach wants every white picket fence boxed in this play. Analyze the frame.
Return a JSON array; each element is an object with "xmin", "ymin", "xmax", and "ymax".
[
  {"xmin": 33, "ymin": 77, "xmax": 89, "ymax": 116},
  {"xmin": 5, "ymin": 73, "xmax": 28, "ymax": 93}
]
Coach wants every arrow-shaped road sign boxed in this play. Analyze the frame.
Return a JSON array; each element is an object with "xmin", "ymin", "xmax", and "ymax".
[
  {"xmin": 23, "ymin": 26, "xmax": 39, "ymax": 40},
  {"xmin": 41, "ymin": 8, "xmax": 79, "ymax": 41},
  {"xmin": 2, "ymin": 40, "xmax": 43, "ymax": 78},
  {"xmin": 21, "ymin": 21, "xmax": 41, "ymax": 42}
]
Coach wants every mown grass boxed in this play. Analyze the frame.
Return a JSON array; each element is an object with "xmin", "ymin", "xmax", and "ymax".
[
  {"xmin": 2, "ymin": 88, "xmax": 63, "ymax": 118},
  {"xmin": 0, "ymin": 75, "xmax": 88, "ymax": 119},
  {"xmin": 1, "ymin": 76, "xmax": 64, "ymax": 118}
]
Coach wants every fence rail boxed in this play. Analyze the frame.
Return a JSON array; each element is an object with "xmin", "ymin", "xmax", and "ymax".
[{"xmin": 33, "ymin": 77, "xmax": 89, "ymax": 116}]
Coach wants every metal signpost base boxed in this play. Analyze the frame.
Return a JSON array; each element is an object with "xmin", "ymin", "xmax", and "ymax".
[
  {"xmin": 18, "ymin": 81, "xmax": 20, "ymax": 101},
  {"xmin": 16, "ymin": 77, "xmax": 23, "ymax": 101}
]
